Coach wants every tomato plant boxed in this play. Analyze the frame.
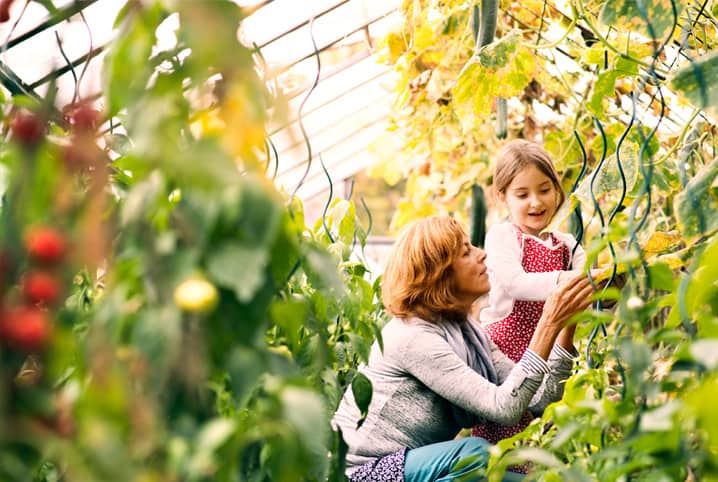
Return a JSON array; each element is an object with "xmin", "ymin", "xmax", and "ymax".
[{"xmin": 0, "ymin": 2, "xmax": 383, "ymax": 481}]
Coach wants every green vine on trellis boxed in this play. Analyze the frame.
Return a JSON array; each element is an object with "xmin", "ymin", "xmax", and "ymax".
[{"xmin": 374, "ymin": 0, "xmax": 718, "ymax": 479}]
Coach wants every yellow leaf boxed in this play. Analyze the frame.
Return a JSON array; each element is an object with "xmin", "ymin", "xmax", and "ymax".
[{"xmin": 642, "ymin": 230, "xmax": 683, "ymax": 254}]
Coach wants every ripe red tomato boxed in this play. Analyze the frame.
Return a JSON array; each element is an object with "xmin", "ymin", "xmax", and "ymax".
[
  {"xmin": 0, "ymin": 0, "xmax": 15, "ymax": 23},
  {"xmin": 0, "ymin": 307, "xmax": 52, "ymax": 351},
  {"xmin": 68, "ymin": 104, "xmax": 101, "ymax": 133},
  {"xmin": 25, "ymin": 227, "xmax": 67, "ymax": 264},
  {"xmin": 10, "ymin": 110, "xmax": 45, "ymax": 148},
  {"xmin": 23, "ymin": 271, "xmax": 62, "ymax": 305}
]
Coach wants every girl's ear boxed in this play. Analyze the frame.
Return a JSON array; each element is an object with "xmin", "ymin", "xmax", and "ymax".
[{"xmin": 496, "ymin": 190, "xmax": 506, "ymax": 204}]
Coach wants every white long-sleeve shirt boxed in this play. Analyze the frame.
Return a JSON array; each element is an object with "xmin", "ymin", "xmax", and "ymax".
[{"xmin": 480, "ymin": 222, "xmax": 587, "ymax": 324}]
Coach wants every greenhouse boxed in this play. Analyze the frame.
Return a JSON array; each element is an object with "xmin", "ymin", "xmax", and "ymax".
[{"xmin": 0, "ymin": 0, "xmax": 717, "ymax": 480}]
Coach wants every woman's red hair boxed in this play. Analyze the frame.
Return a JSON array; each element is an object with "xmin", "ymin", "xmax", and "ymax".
[{"xmin": 382, "ymin": 216, "xmax": 471, "ymax": 322}]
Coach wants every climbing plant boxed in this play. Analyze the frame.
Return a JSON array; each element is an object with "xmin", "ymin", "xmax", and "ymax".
[{"xmin": 373, "ymin": 0, "xmax": 718, "ymax": 479}]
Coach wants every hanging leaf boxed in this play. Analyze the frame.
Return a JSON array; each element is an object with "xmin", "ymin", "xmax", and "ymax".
[
  {"xmin": 269, "ymin": 296, "xmax": 309, "ymax": 351},
  {"xmin": 671, "ymin": 51, "xmax": 718, "ymax": 115},
  {"xmin": 281, "ymin": 386, "xmax": 329, "ymax": 472},
  {"xmin": 453, "ymin": 30, "xmax": 535, "ymax": 118},
  {"xmin": 674, "ymin": 159, "xmax": 718, "ymax": 243},
  {"xmin": 207, "ymin": 242, "xmax": 269, "ymax": 302},
  {"xmin": 573, "ymin": 142, "xmax": 640, "ymax": 207},
  {"xmin": 642, "ymin": 231, "xmax": 683, "ymax": 255},
  {"xmin": 103, "ymin": 3, "xmax": 165, "ymax": 116},
  {"xmin": 351, "ymin": 372, "xmax": 373, "ymax": 429},
  {"xmin": 599, "ymin": 0, "xmax": 682, "ymax": 42},
  {"xmin": 587, "ymin": 58, "xmax": 639, "ymax": 119}
]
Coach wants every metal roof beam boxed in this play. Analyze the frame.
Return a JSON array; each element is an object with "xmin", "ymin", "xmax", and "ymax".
[
  {"xmin": 29, "ymin": 42, "xmax": 108, "ymax": 89},
  {"xmin": 0, "ymin": 60, "xmax": 42, "ymax": 100},
  {"xmin": 264, "ymin": 8, "xmax": 397, "ymax": 81},
  {"xmin": 255, "ymin": 0, "xmax": 351, "ymax": 49},
  {"xmin": 4, "ymin": 0, "xmax": 101, "ymax": 51}
]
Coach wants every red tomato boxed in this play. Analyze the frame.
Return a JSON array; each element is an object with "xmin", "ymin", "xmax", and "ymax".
[
  {"xmin": 10, "ymin": 110, "xmax": 45, "ymax": 148},
  {"xmin": 23, "ymin": 271, "xmax": 62, "ymax": 305},
  {"xmin": 25, "ymin": 227, "xmax": 67, "ymax": 264},
  {"xmin": 68, "ymin": 104, "xmax": 101, "ymax": 133},
  {"xmin": 0, "ymin": 307, "xmax": 52, "ymax": 352}
]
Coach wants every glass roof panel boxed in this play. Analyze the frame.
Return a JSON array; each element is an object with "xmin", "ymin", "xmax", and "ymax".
[
  {"xmin": 1, "ymin": 0, "xmax": 122, "ymax": 104},
  {"xmin": 0, "ymin": 0, "xmax": 399, "ymax": 203}
]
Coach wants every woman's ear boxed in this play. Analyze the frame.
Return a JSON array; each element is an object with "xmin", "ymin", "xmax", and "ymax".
[{"xmin": 496, "ymin": 190, "xmax": 506, "ymax": 204}]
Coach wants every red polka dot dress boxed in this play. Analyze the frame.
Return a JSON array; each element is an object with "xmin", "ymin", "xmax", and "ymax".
[{"xmin": 472, "ymin": 226, "xmax": 570, "ymax": 449}]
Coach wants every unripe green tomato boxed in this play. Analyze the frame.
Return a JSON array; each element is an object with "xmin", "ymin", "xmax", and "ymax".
[{"xmin": 173, "ymin": 277, "xmax": 219, "ymax": 313}]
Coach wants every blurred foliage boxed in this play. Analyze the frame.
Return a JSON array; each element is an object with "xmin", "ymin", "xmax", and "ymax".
[{"xmin": 0, "ymin": 1, "xmax": 384, "ymax": 481}]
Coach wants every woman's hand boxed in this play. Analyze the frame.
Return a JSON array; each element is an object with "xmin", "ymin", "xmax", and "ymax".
[{"xmin": 529, "ymin": 274, "xmax": 596, "ymax": 359}]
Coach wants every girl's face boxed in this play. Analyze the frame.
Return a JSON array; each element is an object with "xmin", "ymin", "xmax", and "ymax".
[
  {"xmin": 498, "ymin": 163, "xmax": 559, "ymax": 237},
  {"xmin": 451, "ymin": 235, "xmax": 491, "ymax": 305}
]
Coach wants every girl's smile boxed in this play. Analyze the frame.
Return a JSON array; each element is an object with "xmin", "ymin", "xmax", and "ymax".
[{"xmin": 498, "ymin": 164, "xmax": 559, "ymax": 237}]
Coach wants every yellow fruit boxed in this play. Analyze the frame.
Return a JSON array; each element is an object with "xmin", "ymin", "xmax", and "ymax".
[{"xmin": 174, "ymin": 277, "xmax": 219, "ymax": 314}]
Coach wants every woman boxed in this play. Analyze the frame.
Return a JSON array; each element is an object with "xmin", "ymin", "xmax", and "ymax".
[{"xmin": 332, "ymin": 216, "xmax": 596, "ymax": 481}]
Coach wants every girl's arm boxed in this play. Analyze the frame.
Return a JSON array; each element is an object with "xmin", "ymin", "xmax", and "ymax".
[{"xmin": 485, "ymin": 224, "xmax": 562, "ymax": 301}]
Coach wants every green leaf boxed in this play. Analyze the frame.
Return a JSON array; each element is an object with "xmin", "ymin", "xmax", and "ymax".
[
  {"xmin": 177, "ymin": 1, "xmax": 250, "ymax": 76},
  {"xmin": 648, "ymin": 262, "xmax": 675, "ymax": 291},
  {"xmin": 689, "ymin": 340, "xmax": 718, "ymax": 370},
  {"xmin": 303, "ymin": 245, "xmax": 346, "ymax": 295},
  {"xmin": 587, "ymin": 58, "xmax": 639, "ymax": 120},
  {"xmin": 680, "ymin": 237, "xmax": 718, "ymax": 334},
  {"xmin": 120, "ymin": 170, "xmax": 165, "ymax": 226},
  {"xmin": 505, "ymin": 447, "xmax": 564, "ymax": 469},
  {"xmin": 639, "ymin": 400, "xmax": 681, "ymax": 431},
  {"xmin": 237, "ymin": 175, "xmax": 283, "ymax": 246},
  {"xmin": 281, "ymin": 386, "xmax": 329, "ymax": 473},
  {"xmin": 269, "ymin": 296, "xmax": 309, "ymax": 351},
  {"xmin": 195, "ymin": 418, "xmax": 236, "ymax": 453},
  {"xmin": 207, "ymin": 243, "xmax": 268, "ymax": 302},
  {"xmin": 187, "ymin": 419, "xmax": 237, "ymax": 477},
  {"xmin": 674, "ymin": 159, "xmax": 718, "ymax": 243},
  {"xmin": 671, "ymin": 50, "xmax": 718, "ymax": 113},
  {"xmin": 331, "ymin": 199, "xmax": 357, "ymax": 246},
  {"xmin": 599, "ymin": 0, "xmax": 682, "ymax": 42},
  {"xmin": 351, "ymin": 372, "xmax": 373, "ymax": 429},
  {"xmin": 453, "ymin": 30, "xmax": 535, "ymax": 118},
  {"xmin": 103, "ymin": 3, "xmax": 165, "ymax": 116},
  {"xmin": 573, "ymin": 142, "xmax": 640, "ymax": 206},
  {"xmin": 132, "ymin": 305, "xmax": 182, "ymax": 391}
]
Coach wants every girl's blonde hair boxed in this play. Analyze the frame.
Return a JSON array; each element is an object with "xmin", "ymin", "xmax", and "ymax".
[
  {"xmin": 494, "ymin": 139, "xmax": 566, "ymax": 208},
  {"xmin": 382, "ymin": 216, "xmax": 472, "ymax": 322}
]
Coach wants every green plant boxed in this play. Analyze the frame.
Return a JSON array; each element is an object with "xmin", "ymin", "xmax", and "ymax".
[{"xmin": 376, "ymin": 0, "xmax": 718, "ymax": 479}]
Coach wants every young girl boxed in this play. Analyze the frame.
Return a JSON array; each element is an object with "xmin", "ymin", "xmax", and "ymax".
[{"xmin": 472, "ymin": 139, "xmax": 591, "ymax": 448}]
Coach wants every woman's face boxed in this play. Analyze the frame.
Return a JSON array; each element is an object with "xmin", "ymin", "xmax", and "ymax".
[{"xmin": 451, "ymin": 235, "xmax": 490, "ymax": 305}]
